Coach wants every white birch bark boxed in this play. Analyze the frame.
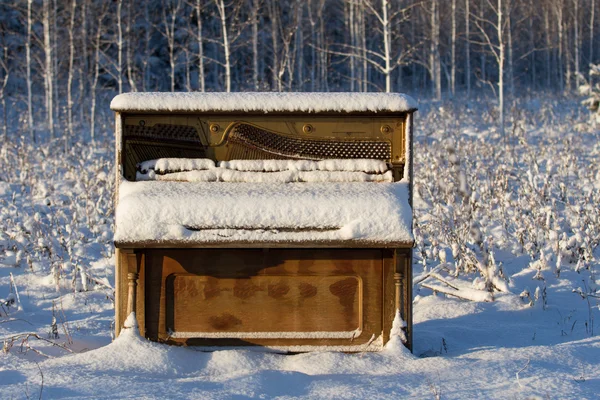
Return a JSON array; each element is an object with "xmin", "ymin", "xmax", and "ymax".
[
  {"xmin": 528, "ymin": 0, "xmax": 536, "ymax": 88},
  {"xmin": 67, "ymin": 0, "xmax": 77, "ymax": 150},
  {"xmin": 126, "ymin": 0, "xmax": 137, "ymax": 92},
  {"xmin": 197, "ymin": 0, "xmax": 205, "ymax": 92},
  {"xmin": 451, "ymin": 0, "xmax": 456, "ymax": 96},
  {"xmin": 117, "ymin": 0, "xmax": 123, "ymax": 94},
  {"xmin": 465, "ymin": 0, "xmax": 471, "ymax": 97},
  {"xmin": 544, "ymin": 6, "xmax": 552, "ymax": 87},
  {"xmin": 43, "ymin": 0, "xmax": 54, "ymax": 139},
  {"xmin": 556, "ymin": 0, "xmax": 565, "ymax": 91},
  {"xmin": 498, "ymin": 0, "xmax": 505, "ymax": 137},
  {"xmin": 480, "ymin": 0, "xmax": 486, "ymax": 82},
  {"xmin": 162, "ymin": 0, "xmax": 181, "ymax": 92},
  {"xmin": 0, "ymin": 43, "xmax": 8, "ymax": 141},
  {"xmin": 349, "ymin": 1, "xmax": 355, "ymax": 91},
  {"xmin": 590, "ymin": 0, "xmax": 595, "ymax": 90},
  {"xmin": 296, "ymin": 1, "xmax": 303, "ymax": 90},
  {"xmin": 507, "ymin": 0, "xmax": 514, "ymax": 98},
  {"xmin": 26, "ymin": 0, "xmax": 34, "ymax": 142},
  {"xmin": 574, "ymin": 0, "xmax": 580, "ymax": 89},
  {"xmin": 90, "ymin": 7, "xmax": 105, "ymax": 142},
  {"xmin": 268, "ymin": 0, "xmax": 280, "ymax": 91},
  {"xmin": 216, "ymin": 0, "xmax": 231, "ymax": 92},
  {"xmin": 251, "ymin": 0, "xmax": 259, "ymax": 90},
  {"xmin": 431, "ymin": 0, "xmax": 441, "ymax": 100},
  {"xmin": 79, "ymin": 0, "xmax": 88, "ymax": 127}
]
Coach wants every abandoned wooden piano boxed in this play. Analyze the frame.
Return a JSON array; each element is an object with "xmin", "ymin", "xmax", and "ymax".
[{"xmin": 111, "ymin": 92, "xmax": 416, "ymax": 351}]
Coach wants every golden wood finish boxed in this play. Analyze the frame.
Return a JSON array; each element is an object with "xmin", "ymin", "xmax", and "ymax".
[{"xmin": 113, "ymin": 106, "xmax": 415, "ymax": 351}]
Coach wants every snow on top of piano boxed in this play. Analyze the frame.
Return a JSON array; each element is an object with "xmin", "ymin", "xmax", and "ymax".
[
  {"xmin": 114, "ymin": 180, "xmax": 413, "ymax": 246},
  {"xmin": 136, "ymin": 158, "xmax": 393, "ymax": 183},
  {"xmin": 110, "ymin": 92, "xmax": 417, "ymax": 113}
]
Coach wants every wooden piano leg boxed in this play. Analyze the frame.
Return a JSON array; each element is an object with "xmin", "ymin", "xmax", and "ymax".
[
  {"xmin": 127, "ymin": 272, "xmax": 139, "ymax": 317},
  {"xmin": 394, "ymin": 271, "xmax": 402, "ymax": 311},
  {"xmin": 395, "ymin": 250, "xmax": 412, "ymax": 351}
]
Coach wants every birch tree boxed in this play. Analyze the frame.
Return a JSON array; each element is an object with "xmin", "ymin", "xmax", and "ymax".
[
  {"xmin": 161, "ymin": 0, "xmax": 182, "ymax": 92},
  {"xmin": 126, "ymin": 0, "xmax": 138, "ymax": 92},
  {"xmin": 196, "ymin": 0, "xmax": 206, "ymax": 92},
  {"xmin": 67, "ymin": 0, "xmax": 77, "ymax": 148},
  {"xmin": 26, "ymin": 0, "xmax": 34, "ymax": 142},
  {"xmin": 43, "ymin": 0, "xmax": 54, "ymax": 139},
  {"xmin": 327, "ymin": 0, "xmax": 419, "ymax": 93},
  {"xmin": 250, "ymin": 0, "xmax": 260, "ymax": 90},
  {"xmin": 471, "ymin": 0, "xmax": 507, "ymax": 136},
  {"xmin": 116, "ymin": 0, "xmax": 123, "ymax": 93},
  {"xmin": 0, "ymin": 29, "xmax": 9, "ymax": 141},
  {"xmin": 573, "ymin": 0, "xmax": 581, "ymax": 89},
  {"xmin": 465, "ymin": 0, "xmax": 471, "ymax": 97},
  {"xmin": 215, "ymin": 0, "xmax": 232, "ymax": 92},
  {"xmin": 589, "ymin": 0, "xmax": 595, "ymax": 90},
  {"xmin": 90, "ymin": 2, "xmax": 108, "ymax": 142},
  {"xmin": 451, "ymin": 0, "xmax": 456, "ymax": 96},
  {"xmin": 430, "ymin": 0, "xmax": 441, "ymax": 99}
]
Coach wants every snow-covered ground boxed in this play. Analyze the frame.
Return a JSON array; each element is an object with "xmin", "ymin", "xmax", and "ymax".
[{"xmin": 1, "ymin": 97, "xmax": 600, "ymax": 399}]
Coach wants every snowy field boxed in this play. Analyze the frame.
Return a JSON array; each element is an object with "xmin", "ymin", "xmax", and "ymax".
[{"xmin": 1, "ymin": 97, "xmax": 600, "ymax": 399}]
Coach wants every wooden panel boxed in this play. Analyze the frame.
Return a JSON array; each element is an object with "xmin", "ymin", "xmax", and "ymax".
[
  {"xmin": 167, "ymin": 274, "xmax": 361, "ymax": 338},
  {"xmin": 143, "ymin": 249, "xmax": 383, "ymax": 348}
]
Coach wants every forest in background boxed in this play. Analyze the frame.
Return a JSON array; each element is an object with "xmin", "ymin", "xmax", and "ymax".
[{"xmin": 0, "ymin": 0, "xmax": 597, "ymax": 144}]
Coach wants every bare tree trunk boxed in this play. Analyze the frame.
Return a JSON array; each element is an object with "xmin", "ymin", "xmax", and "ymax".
[
  {"xmin": 0, "ymin": 37, "xmax": 9, "ymax": 142},
  {"xmin": 90, "ymin": 8, "xmax": 105, "ymax": 143},
  {"xmin": 296, "ymin": 2, "xmax": 304, "ymax": 91},
  {"xmin": 67, "ymin": 0, "xmax": 77, "ymax": 152},
  {"xmin": 197, "ymin": 0, "xmax": 205, "ymax": 92},
  {"xmin": 382, "ymin": 0, "xmax": 391, "ymax": 93},
  {"xmin": 557, "ymin": 0, "xmax": 564, "ymax": 92},
  {"xmin": 544, "ymin": 6, "xmax": 552, "ymax": 88},
  {"xmin": 590, "ymin": 0, "xmax": 595, "ymax": 89},
  {"xmin": 126, "ymin": 0, "xmax": 137, "ymax": 92},
  {"xmin": 142, "ymin": 2, "xmax": 151, "ymax": 90},
  {"xmin": 268, "ymin": 0, "xmax": 279, "ymax": 91},
  {"xmin": 319, "ymin": 3, "xmax": 328, "ymax": 91},
  {"xmin": 26, "ymin": 0, "xmax": 34, "ymax": 142},
  {"xmin": 498, "ymin": 0, "xmax": 504, "ymax": 137},
  {"xmin": 528, "ymin": 0, "xmax": 536, "ymax": 89},
  {"xmin": 43, "ymin": 0, "xmax": 54, "ymax": 139},
  {"xmin": 431, "ymin": 0, "xmax": 441, "ymax": 100},
  {"xmin": 309, "ymin": 3, "xmax": 316, "ymax": 92},
  {"xmin": 184, "ymin": 50, "xmax": 192, "ymax": 91},
  {"xmin": 507, "ymin": 0, "xmax": 514, "ymax": 98},
  {"xmin": 573, "ymin": 0, "xmax": 581, "ymax": 89},
  {"xmin": 348, "ymin": 0, "xmax": 355, "ymax": 91},
  {"xmin": 251, "ymin": 0, "xmax": 259, "ymax": 90},
  {"xmin": 574, "ymin": 0, "xmax": 580, "ymax": 89},
  {"xmin": 480, "ymin": 0, "xmax": 486, "ymax": 82},
  {"xmin": 216, "ymin": 0, "xmax": 231, "ymax": 92},
  {"xmin": 465, "ymin": 0, "xmax": 471, "ymax": 97},
  {"xmin": 564, "ymin": 9, "xmax": 572, "ymax": 91},
  {"xmin": 162, "ymin": 0, "xmax": 181, "ymax": 92},
  {"xmin": 79, "ymin": 0, "xmax": 88, "ymax": 130},
  {"xmin": 361, "ymin": 1, "xmax": 367, "ymax": 91},
  {"xmin": 451, "ymin": 0, "xmax": 456, "ymax": 96},
  {"xmin": 117, "ymin": 0, "xmax": 123, "ymax": 93}
]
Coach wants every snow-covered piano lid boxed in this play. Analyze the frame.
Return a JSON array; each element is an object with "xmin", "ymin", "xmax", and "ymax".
[
  {"xmin": 110, "ymin": 92, "xmax": 417, "ymax": 114},
  {"xmin": 114, "ymin": 158, "xmax": 413, "ymax": 248}
]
